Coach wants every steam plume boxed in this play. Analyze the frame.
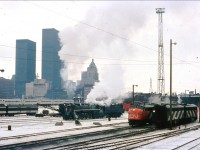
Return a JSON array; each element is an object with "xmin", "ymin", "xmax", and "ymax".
[{"xmin": 59, "ymin": 2, "xmax": 149, "ymax": 104}]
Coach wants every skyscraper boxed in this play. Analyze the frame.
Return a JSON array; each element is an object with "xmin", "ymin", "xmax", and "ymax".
[
  {"xmin": 77, "ymin": 59, "xmax": 99, "ymax": 100},
  {"xmin": 42, "ymin": 28, "xmax": 62, "ymax": 90},
  {"xmin": 15, "ymin": 39, "xmax": 36, "ymax": 98},
  {"xmin": 81, "ymin": 59, "xmax": 99, "ymax": 86}
]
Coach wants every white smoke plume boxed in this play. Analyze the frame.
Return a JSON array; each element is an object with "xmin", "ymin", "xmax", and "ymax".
[
  {"xmin": 162, "ymin": 96, "xmax": 170, "ymax": 104},
  {"xmin": 58, "ymin": 2, "xmax": 149, "ymax": 104},
  {"xmin": 177, "ymin": 96, "xmax": 182, "ymax": 104},
  {"xmin": 148, "ymin": 94, "xmax": 162, "ymax": 104}
]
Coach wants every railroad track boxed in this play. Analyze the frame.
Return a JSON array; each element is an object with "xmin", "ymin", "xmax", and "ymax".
[
  {"xmin": 0, "ymin": 118, "xmax": 64, "ymax": 128},
  {"xmin": 172, "ymin": 137, "xmax": 200, "ymax": 150},
  {"xmin": 0, "ymin": 116, "xmax": 126, "ymax": 128},
  {"xmin": 0, "ymin": 116, "xmax": 116, "ymax": 125},
  {"xmin": 45, "ymin": 124, "xmax": 200, "ymax": 150},
  {"xmin": 171, "ymin": 127, "xmax": 200, "ymax": 150},
  {"xmin": 0, "ymin": 122, "xmax": 128, "ymax": 149},
  {"xmin": 44, "ymin": 126, "xmax": 156, "ymax": 150}
]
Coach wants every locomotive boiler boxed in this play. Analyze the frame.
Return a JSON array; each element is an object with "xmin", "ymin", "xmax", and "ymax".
[{"xmin": 59, "ymin": 103, "xmax": 124, "ymax": 120}]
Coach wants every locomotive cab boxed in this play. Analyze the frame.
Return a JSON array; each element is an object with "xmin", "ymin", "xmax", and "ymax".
[{"xmin": 128, "ymin": 104, "xmax": 155, "ymax": 126}]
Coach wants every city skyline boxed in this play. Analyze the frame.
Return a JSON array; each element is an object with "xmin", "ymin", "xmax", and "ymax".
[{"xmin": 1, "ymin": 1, "xmax": 200, "ymax": 95}]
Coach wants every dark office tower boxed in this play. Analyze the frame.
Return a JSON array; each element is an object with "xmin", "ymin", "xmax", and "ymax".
[
  {"xmin": 42, "ymin": 28, "xmax": 62, "ymax": 90},
  {"xmin": 15, "ymin": 39, "xmax": 36, "ymax": 98}
]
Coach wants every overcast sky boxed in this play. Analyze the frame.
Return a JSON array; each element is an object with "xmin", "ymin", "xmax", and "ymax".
[{"xmin": 1, "ymin": 1, "xmax": 200, "ymax": 95}]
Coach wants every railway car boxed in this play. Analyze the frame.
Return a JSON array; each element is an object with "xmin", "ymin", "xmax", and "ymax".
[
  {"xmin": 0, "ymin": 99, "xmax": 22, "ymax": 105},
  {"xmin": 24, "ymin": 99, "xmax": 74, "ymax": 106},
  {"xmin": 0, "ymin": 104, "xmax": 38, "ymax": 116},
  {"xmin": 59, "ymin": 103, "xmax": 124, "ymax": 120},
  {"xmin": 128, "ymin": 103, "xmax": 156, "ymax": 126},
  {"xmin": 0, "ymin": 104, "xmax": 6, "ymax": 116},
  {"xmin": 128, "ymin": 103, "xmax": 198, "ymax": 128},
  {"xmin": 0, "ymin": 99, "xmax": 74, "ymax": 106},
  {"xmin": 154, "ymin": 103, "xmax": 197, "ymax": 128},
  {"xmin": 104, "ymin": 103, "xmax": 124, "ymax": 118}
]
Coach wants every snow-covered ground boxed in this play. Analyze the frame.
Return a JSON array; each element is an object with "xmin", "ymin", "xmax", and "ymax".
[
  {"xmin": 1, "ymin": 107, "xmax": 200, "ymax": 149},
  {"xmin": 0, "ymin": 110, "xmax": 129, "ymax": 146},
  {"xmin": 136, "ymin": 122, "xmax": 200, "ymax": 150}
]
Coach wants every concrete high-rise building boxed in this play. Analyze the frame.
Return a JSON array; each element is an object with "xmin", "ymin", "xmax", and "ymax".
[
  {"xmin": 42, "ymin": 28, "xmax": 62, "ymax": 90},
  {"xmin": 0, "ymin": 77, "xmax": 14, "ymax": 98},
  {"xmin": 77, "ymin": 59, "xmax": 99, "ymax": 100},
  {"xmin": 15, "ymin": 39, "xmax": 36, "ymax": 98},
  {"xmin": 81, "ymin": 59, "xmax": 99, "ymax": 86},
  {"xmin": 25, "ymin": 79, "xmax": 50, "ymax": 98}
]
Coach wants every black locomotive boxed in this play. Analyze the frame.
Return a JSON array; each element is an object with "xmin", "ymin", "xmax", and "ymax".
[
  {"xmin": 128, "ymin": 103, "xmax": 198, "ymax": 128},
  {"xmin": 154, "ymin": 103, "xmax": 197, "ymax": 128},
  {"xmin": 59, "ymin": 103, "xmax": 124, "ymax": 120}
]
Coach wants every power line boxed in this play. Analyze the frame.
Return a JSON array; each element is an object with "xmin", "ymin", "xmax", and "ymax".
[
  {"xmin": 23, "ymin": 1, "xmax": 200, "ymax": 70},
  {"xmin": 0, "ymin": 44, "xmax": 157, "ymax": 63},
  {"xmin": 1, "ymin": 43, "xmax": 200, "ymax": 68},
  {"xmin": 25, "ymin": 1, "xmax": 158, "ymax": 53},
  {"xmin": 1, "ymin": 2, "xmax": 200, "ymax": 70}
]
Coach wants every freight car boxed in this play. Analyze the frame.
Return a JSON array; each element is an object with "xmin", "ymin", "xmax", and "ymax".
[
  {"xmin": 59, "ymin": 103, "xmax": 124, "ymax": 120},
  {"xmin": 0, "ymin": 104, "xmax": 38, "ymax": 116},
  {"xmin": 128, "ymin": 103, "xmax": 197, "ymax": 128}
]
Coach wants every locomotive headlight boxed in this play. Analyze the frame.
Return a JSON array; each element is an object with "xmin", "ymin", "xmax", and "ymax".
[
  {"xmin": 138, "ymin": 112, "xmax": 143, "ymax": 115},
  {"xmin": 153, "ymin": 110, "xmax": 155, "ymax": 113}
]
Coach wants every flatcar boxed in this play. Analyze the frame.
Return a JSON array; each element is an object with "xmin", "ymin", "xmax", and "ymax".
[
  {"xmin": 128, "ymin": 103, "xmax": 198, "ymax": 128},
  {"xmin": 0, "ymin": 104, "xmax": 38, "ymax": 116},
  {"xmin": 59, "ymin": 103, "xmax": 124, "ymax": 120}
]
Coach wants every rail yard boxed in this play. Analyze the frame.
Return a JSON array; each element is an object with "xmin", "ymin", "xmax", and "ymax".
[
  {"xmin": 0, "ymin": 97, "xmax": 200, "ymax": 150},
  {"xmin": 0, "ymin": 112, "xmax": 200, "ymax": 150}
]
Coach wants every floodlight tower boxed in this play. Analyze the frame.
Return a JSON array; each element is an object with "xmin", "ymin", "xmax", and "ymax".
[{"xmin": 156, "ymin": 8, "xmax": 165, "ymax": 96}]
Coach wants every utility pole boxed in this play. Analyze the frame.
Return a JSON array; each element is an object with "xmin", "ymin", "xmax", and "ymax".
[
  {"xmin": 170, "ymin": 39, "xmax": 176, "ymax": 130},
  {"xmin": 156, "ymin": 8, "xmax": 165, "ymax": 96},
  {"xmin": 132, "ymin": 84, "xmax": 138, "ymax": 105},
  {"xmin": 149, "ymin": 77, "xmax": 153, "ymax": 94},
  {"xmin": 199, "ymin": 101, "xmax": 200, "ymax": 123}
]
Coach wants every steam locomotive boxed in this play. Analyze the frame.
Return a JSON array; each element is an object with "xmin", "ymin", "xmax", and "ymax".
[
  {"xmin": 128, "ymin": 103, "xmax": 197, "ymax": 128},
  {"xmin": 59, "ymin": 103, "xmax": 124, "ymax": 120}
]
